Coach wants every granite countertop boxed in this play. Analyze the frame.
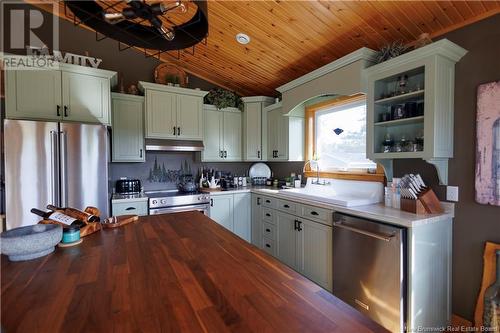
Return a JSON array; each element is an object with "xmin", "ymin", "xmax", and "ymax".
[{"xmin": 111, "ymin": 193, "xmax": 149, "ymax": 203}]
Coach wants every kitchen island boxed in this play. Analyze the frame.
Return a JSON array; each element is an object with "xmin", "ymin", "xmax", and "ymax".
[{"xmin": 1, "ymin": 212, "xmax": 387, "ymax": 332}]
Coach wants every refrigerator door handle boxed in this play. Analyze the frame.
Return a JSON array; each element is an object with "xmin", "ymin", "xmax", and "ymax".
[
  {"xmin": 50, "ymin": 130, "xmax": 60, "ymax": 207},
  {"xmin": 60, "ymin": 131, "xmax": 68, "ymax": 207}
]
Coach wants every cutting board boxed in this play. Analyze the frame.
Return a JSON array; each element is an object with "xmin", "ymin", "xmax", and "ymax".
[{"xmin": 474, "ymin": 241, "xmax": 500, "ymax": 327}]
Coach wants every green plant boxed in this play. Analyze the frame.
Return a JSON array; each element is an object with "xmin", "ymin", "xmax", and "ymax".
[
  {"xmin": 166, "ymin": 74, "xmax": 180, "ymax": 84},
  {"xmin": 204, "ymin": 88, "xmax": 242, "ymax": 110},
  {"xmin": 375, "ymin": 41, "xmax": 408, "ymax": 64}
]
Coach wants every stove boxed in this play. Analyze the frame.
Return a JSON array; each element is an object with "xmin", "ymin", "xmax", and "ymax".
[{"xmin": 146, "ymin": 190, "xmax": 210, "ymax": 215}]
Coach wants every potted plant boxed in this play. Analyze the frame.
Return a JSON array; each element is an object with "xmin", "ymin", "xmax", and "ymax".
[{"xmin": 204, "ymin": 88, "xmax": 243, "ymax": 110}]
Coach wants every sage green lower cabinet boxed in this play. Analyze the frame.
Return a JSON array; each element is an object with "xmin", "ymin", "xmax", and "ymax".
[
  {"xmin": 251, "ymin": 194, "xmax": 263, "ymax": 248},
  {"xmin": 233, "ymin": 193, "xmax": 251, "ymax": 242},
  {"xmin": 210, "ymin": 194, "xmax": 234, "ymax": 231},
  {"xmin": 111, "ymin": 93, "xmax": 145, "ymax": 162},
  {"xmin": 209, "ymin": 192, "xmax": 251, "ymax": 242},
  {"xmin": 276, "ymin": 211, "xmax": 299, "ymax": 268},
  {"xmin": 251, "ymin": 194, "xmax": 333, "ymax": 291}
]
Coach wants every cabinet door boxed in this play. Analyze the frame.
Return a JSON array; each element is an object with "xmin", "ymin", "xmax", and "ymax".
[
  {"xmin": 112, "ymin": 95, "xmax": 145, "ymax": 162},
  {"xmin": 5, "ymin": 70, "xmax": 62, "ymax": 121},
  {"xmin": 244, "ymin": 103, "xmax": 262, "ymax": 161},
  {"xmin": 222, "ymin": 111, "xmax": 242, "ymax": 161},
  {"xmin": 251, "ymin": 194, "xmax": 263, "ymax": 248},
  {"xmin": 276, "ymin": 114, "xmax": 289, "ymax": 160},
  {"xmin": 210, "ymin": 195, "xmax": 233, "ymax": 232},
  {"xmin": 267, "ymin": 108, "xmax": 280, "ymax": 159},
  {"xmin": 297, "ymin": 219, "xmax": 333, "ymax": 291},
  {"xmin": 176, "ymin": 94, "xmax": 203, "ymax": 140},
  {"xmin": 202, "ymin": 108, "xmax": 223, "ymax": 161},
  {"xmin": 276, "ymin": 211, "xmax": 298, "ymax": 269},
  {"xmin": 61, "ymin": 71, "xmax": 111, "ymax": 124},
  {"xmin": 233, "ymin": 193, "xmax": 251, "ymax": 242},
  {"xmin": 145, "ymin": 90, "xmax": 177, "ymax": 139}
]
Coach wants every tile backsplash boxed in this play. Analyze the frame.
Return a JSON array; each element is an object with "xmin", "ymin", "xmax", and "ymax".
[{"xmin": 109, "ymin": 152, "xmax": 305, "ymax": 192}]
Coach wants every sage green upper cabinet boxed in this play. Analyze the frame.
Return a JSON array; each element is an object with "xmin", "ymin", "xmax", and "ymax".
[
  {"xmin": 176, "ymin": 94, "xmax": 204, "ymax": 139},
  {"xmin": 145, "ymin": 89, "xmax": 177, "ymax": 139},
  {"xmin": 61, "ymin": 70, "xmax": 111, "ymax": 124},
  {"xmin": 364, "ymin": 39, "xmax": 467, "ymax": 184},
  {"xmin": 5, "ymin": 61, "xmax": 116, "ymax": 125},
  {"xmin": 202, "ymin": 105, "xmax": 242, "ymax": 162},
  {"xmin": 111, "ymin": 93, "xmax": 145, "ymax": 162},
  {"xmin": 222, "ymin": 110, "xmax": 242, "ymax": 161},
  {"xmin": 202, "ymin": 106, "xmax": 222, "ymax": 161},
  {"xmin": 139, "ymin": 82, "xmax": 208, "ymax": 140},
  {"xmin": 265, "ymin": 102, "xmax": 305, "ymax": 161},
  {"xmin": 5, "ymin": 69, "xmax": 62, "ymax": 121},
  {"xmin": 242, "ymin": 96, "xmax": 275, "ymax": 161}
]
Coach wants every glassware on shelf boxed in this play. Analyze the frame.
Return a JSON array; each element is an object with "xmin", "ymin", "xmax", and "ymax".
[
  {"xmin": 391, "ymin": 104, "xmax": 406, "ymax": 120},
  {"xmin": 382, "ymin": 133, "xmax": 394, "ymax": 153},
  {"xmin": 379, "ymin": 111, "xmax": 391, "ymax": 122},
  {"xmin": 396, "ymin": 75, "xmax": 409, "ymax": 95},
  {"xmin": 415, "ymin": 131, "xmax": 424, "ymax": 151}
]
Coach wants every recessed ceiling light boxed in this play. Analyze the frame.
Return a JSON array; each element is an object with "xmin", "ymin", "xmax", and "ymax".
[{"xmin": 236, "ymin": 33, "xmax": 250, "ymax": 45}]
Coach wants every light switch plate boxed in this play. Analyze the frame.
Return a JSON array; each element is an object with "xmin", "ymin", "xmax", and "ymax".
[{"xmin": 446, "ymin": 186, "xmax": 459, "ymax": 202}]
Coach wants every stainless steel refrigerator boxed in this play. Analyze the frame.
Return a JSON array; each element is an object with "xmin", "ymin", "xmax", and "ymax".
[{"xmin": 4, "ymin": 119, "xmax": 109, "ymax": 230}]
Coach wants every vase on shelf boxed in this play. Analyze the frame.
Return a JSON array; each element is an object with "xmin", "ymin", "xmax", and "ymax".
[{"xmin": 484, "ymin": 249, "xmax": 500, "ymax": 331}]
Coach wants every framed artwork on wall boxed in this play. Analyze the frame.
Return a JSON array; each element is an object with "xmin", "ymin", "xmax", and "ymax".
[{"xmin": 475, "ymin": 80, "xmax": 500, "ymax": 206}]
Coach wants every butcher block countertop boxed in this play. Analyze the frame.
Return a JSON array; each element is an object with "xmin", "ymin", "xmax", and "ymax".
[{"xmin": 1, "ymin": 212, "xmax": 387, "ymax": 333}]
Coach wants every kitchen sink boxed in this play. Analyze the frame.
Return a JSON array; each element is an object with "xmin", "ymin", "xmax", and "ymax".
[{"xmin": 280, "ymin": 179, "xmax": 383, "ymax": 207}]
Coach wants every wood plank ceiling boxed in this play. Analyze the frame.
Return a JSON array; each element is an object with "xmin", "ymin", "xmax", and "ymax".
[{"xmin": 30, "ymin": 1, "xmax": 500, "ymax": 96}]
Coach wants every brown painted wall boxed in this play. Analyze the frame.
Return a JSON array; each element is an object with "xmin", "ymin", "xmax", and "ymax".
[{"xmin": 394, "ymin": 14, "xmax": 500, "ymax": 321}]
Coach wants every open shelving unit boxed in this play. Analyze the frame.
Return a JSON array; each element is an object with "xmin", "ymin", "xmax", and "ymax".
[{"xmin": 364, "ymin": 39, "xmax": 468, "ymax": 185}]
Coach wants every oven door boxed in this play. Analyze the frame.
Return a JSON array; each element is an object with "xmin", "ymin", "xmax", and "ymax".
[{"xmin": 149, "ymin": 204, "xmax": 210, "ymax": 216}]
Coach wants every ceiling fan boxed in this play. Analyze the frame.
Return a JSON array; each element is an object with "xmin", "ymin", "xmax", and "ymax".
[
  {"xmin": 64, "ymin": 0, "xmax": 209, "ymax": 51},
  {"xmin": 102, "ymin": 0, "xmax": 186, "ymax": 41}
]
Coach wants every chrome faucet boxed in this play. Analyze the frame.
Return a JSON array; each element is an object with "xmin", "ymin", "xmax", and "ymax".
[{"xmin": 303, "ymin": 159, "xmax": 329, "ymax": 185}]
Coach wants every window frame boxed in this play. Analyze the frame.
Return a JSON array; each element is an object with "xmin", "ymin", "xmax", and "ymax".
[{"xmin": 304, "ymin": 94, "xmax": 385, "ymax": 182}]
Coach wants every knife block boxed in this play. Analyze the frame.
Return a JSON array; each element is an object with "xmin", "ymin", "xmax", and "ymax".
[{"xmin": 400, "ymin": 188, "xmax": 444, "ymax": 214}]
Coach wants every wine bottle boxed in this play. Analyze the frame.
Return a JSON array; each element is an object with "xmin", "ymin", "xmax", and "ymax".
[
  {"xmin": 46, "ymin": 205, "xmax": 100, "ymax": 223},
  {"xmin": 30, "ymin": 208, "xmax": 84, "ymax": 226}
]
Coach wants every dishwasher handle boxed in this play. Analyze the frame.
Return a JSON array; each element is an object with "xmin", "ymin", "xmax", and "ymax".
[{"xmin": 333, "ymin": 221, "xmax": 395, "ymax": 242}]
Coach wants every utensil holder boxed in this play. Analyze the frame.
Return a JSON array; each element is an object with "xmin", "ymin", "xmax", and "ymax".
[{"xmin": 400, "ymin": 188, "xmax": 443, "ymax": 214}]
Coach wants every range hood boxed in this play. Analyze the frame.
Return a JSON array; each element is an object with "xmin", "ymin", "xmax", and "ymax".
[{"xmin": 145, "ymin": 139, "xmax": 204, "ymax": 152}]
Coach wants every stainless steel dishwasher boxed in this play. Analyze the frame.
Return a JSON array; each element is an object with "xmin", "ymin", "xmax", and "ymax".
[{"xmin": 332, "ymin": 213, "xmax": 407, "ymax": 333}]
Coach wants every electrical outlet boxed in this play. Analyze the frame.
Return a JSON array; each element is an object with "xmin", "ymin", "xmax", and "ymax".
[{"xmin": 446, "ymin": 186, "xmax": 459, "ymax": 202}]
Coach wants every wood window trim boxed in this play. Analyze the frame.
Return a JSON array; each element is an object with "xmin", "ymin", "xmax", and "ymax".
[{"xmin": 304, "ymin": 94, "xmax": 385, "ymax": 183}]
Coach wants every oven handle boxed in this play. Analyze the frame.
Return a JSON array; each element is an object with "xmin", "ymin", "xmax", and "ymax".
[{"xmin": 149, "ymin": 204, "xmax": 209, "ymax": 215}]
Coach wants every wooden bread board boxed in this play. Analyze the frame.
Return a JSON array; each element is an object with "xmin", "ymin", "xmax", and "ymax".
[
  {"xmin": 200, "ymin": 187, "xmax": 222, "ymax": 192},
  {"xmin": 474, "ymin": 241, "xmax": 500, "ymax": 327},
  {"xmin": 101, "ymin": 215, "xmax": 139, "ymax": 229}
]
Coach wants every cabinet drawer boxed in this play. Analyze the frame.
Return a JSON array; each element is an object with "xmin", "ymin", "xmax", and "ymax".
[
  {"xmin": 262, "ymin": 221, "xmax": 276, "ymax": 240},
  {"xmin": 262, "ymin": 237, "xmax": 276, "ymax": 257},
  {"xmin": 261, "ymin": 196, "xmax": 276, "ymax": 208},
  {"xmin": 261, "ymin": 208, "xmax": 275, "ymax": 224},
  {"xmin": 300, "ymin": 205, "xmax": 332, "ymax": 225},
  {"xmin": 112, "ymin": 201, "xmax": 148, "ymax": 216},
  {"xmin": 276, "ymin": 199, "xmax": 297, "ymax": 214}
]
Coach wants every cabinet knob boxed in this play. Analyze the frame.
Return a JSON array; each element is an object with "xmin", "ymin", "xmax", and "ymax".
[
  {"xmin": 265, "ymin": 244, "xmax": 271, "ymax": 248},
  {"xmin": 139, "ymin": 149, "xmax": 143, "ymax": 158},
  {"xmin": 310, "ymin": 211, "xmax": 319, "ymax": 216},
  {"xmin": 265, "ymin": 213, "xmax": 271, "ymax": 217},
  {"xmin": 257, "ymin": 150, "xmax": 260, "ymax": 159},
  {"xmin": 265, "ymin": 228, "xmax": 271, "ymax": 232},
  {"xmin": 173, "ymin": 126, "xmax": 176, "ymax": 135},
  {"xmin": 283, "ymin": 204, "xmax": 290, "ymax": 208},
  {"xmin": 177, "ymin": 127, "xmax": 181, "ymax": 136},
  {"xmin": 224, "ymin": 150, "xmax": 227, "ymax": 158},
  {"xmin": 210, "ymin": 198, "xmax": 214, "ymax": 207},
  {"xmin": 56, "ymin": 105, "xmax": 61, "ymax": 117},
  {"xmin": 64, "ymin": 105, "xmax": 68, "ymax": 117}
]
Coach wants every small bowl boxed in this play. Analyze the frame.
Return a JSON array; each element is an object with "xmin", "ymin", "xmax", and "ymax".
[{"xmin": 1, "ymin": 224, "xmax": 63, "ymax": 261}]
